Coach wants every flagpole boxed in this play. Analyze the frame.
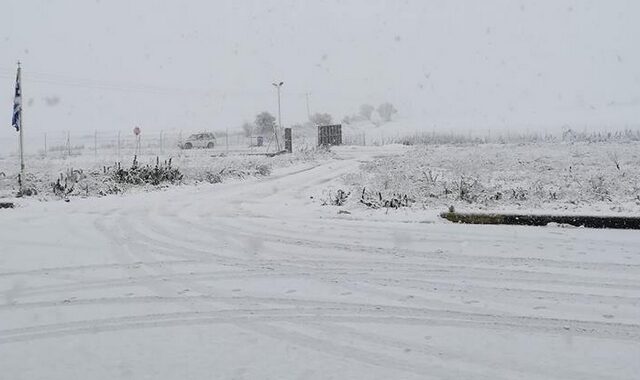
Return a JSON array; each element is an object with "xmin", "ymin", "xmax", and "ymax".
[
  {"xmin": 17, "ymin": 61, "xmax": 24, "ymax": 174},
  {"xmin": 19, "ymin": 113, "xmax": 24, "ymax": 174}
]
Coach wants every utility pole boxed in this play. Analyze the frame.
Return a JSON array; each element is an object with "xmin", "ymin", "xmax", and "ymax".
[
  {"xmin": 272, "ymin": 81, "xmax": 284, "ymax": 151},
  {"xmin": 305, "ymin": 92, "xmax": 311, "ymax": 121}
]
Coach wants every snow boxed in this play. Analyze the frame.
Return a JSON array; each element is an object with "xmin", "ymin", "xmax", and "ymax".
[
  {"xmin": 338, "ymin": 142, "xmax": 640, "ymax": 215},
  {"xmin": 1, "ymin": 145, "xmax": 639, "ymax": 379},
  {"xmin": 0, "ymin": 145, "xmax": 329, "ymax": 199}
]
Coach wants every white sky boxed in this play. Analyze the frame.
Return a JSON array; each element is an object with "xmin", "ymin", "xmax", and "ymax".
[{"xmin": 1, "ymin": 0, "xmax": 639, "ymax": 137}]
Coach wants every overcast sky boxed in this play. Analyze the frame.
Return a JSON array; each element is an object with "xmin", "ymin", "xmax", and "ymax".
[{"xmin": 1, "ymin": 0, "xmax": 639, "ymax": 138}]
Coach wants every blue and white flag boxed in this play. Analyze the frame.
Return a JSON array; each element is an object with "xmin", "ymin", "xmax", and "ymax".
[{"xmin": 12, "ymin": 65, "xmax": 21, "ymax": 132}]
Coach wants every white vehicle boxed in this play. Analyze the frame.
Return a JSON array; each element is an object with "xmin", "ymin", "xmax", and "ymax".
[{"xmin": 181, "ymin": 132, "xmax": 216, "ymax": 149}]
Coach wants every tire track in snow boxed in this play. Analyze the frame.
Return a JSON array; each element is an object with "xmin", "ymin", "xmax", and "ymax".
[
  {"xmin": 0, "ymin": 259, "xmax": 200, "ymax": 278},
  {"xmin": 2, "ymin": 302, "xmax": 638, "ymax": 344},
  {"xmin": 3, "ymin": 153, "xmax": 639, "ymax": 379},
  {"xmin": 122, "ymin": 203, "xmax": 640, "ymax": 293}
]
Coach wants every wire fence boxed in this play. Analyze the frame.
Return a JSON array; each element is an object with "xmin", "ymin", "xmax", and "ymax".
[
  {"xmin": 343, "ymin": 128, "xmax": 640, "ymax": 147},
  {"xmin": 2, "ymin": 127, "xmax": 640, "ymax": 164},
  {"xmin": 0, "ymin": 129, "xmax": 293, "ymax": 161}
]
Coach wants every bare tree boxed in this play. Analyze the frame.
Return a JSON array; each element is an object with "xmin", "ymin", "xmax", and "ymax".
[
  {"xmin": 255, "ymin": 112, "xmax": 276, "ymax": 134},
  {"xmin": 310, "ymin": 112, "xmax": 333, "ymax": 126},
  {"xmin": 377, "ymin": 102, "xmax": 397, "ymax": 122},
  {"xmin": 359, "ymin": 104, "xmax": 374, "ymax": 120},
  {"xmin": 241, "ymin": 122, "xmax": 255, "ymax": 137}
]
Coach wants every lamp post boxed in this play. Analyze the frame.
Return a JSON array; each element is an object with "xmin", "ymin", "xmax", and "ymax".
[{"xmin": 272, "ymin": 81, "xmax": 284, "ymax": 151}]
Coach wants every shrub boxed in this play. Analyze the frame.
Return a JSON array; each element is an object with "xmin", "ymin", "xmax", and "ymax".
[{"xmin": 111, "ymin": 156, "xmax": 183, "ymax": 185}]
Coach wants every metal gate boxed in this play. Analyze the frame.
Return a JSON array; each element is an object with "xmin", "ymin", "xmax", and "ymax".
[{"xmin": 317, "ymin": 124, "xmax": 342, "ymax": 146}]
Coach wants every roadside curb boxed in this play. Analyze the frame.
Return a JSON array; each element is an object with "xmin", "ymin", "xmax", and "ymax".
[{"xmin": 441, "ymin": 212, "xmax": 640, "ymax": 229}]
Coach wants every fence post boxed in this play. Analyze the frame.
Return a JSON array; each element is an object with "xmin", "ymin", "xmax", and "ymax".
[
  {"xmin": 284, "ymin": 128, "xmax": 292, "ymax": 153},
  {"xmin": 66, "ymin": 131, "xmax": 71, "ymax": 158},
  {"xmin": 135, "ymin": 135, "xmax": 141, "ymax": 156}
]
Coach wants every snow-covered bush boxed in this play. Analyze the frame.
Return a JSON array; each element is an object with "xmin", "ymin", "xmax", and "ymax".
[
  {"xmin": 111, "ymin": 156, "xmax": 183, "ymax": 185},
  {"xmin": 320, "ymin": 189, "xmax": 350, "ymax": 206}
]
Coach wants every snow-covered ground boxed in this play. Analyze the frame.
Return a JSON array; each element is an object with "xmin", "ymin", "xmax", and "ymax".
[
  {"xmin": 1, "ymin": 145, "xmax": 639, "ymax": 379},
  {"xmin": 0, "ymin": 145, "xmax": 328, "ymax": 199},
  {"xmin": 337, "ymin": 142, "xmax": 640, "ymax": 215}
]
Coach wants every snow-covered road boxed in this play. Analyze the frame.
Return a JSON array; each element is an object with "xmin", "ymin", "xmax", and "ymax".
[{"xmin": 1, "ymin": 147, "xmax": 639, "ymax": 379}]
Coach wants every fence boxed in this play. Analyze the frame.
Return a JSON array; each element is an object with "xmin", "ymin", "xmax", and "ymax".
[
  {"xmin": 0, "ymin": 129, "xmax": 286, "ymax": 161},
  {"xmin": 317, "ymin": 124, "xmax": 342, "ymax": 146},
  {"xmin": 3, "ymin": 127, "xmax": 640, "ymax": 161},
  {"xmin": 340, "ymin": 128, "xmax": 640, "ymax": 147}
]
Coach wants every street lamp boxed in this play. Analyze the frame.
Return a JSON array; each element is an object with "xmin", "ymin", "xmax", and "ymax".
[{"xmin": 272, "ymin": 81, "xmax": 284, "ymax": 151}]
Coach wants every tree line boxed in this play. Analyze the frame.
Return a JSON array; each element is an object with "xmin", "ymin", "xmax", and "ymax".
[{"xmin": 242, "ymin": 102, "xmax": 398, "ymax": 137}]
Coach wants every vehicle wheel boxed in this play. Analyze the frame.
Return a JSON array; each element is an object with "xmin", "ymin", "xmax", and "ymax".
[
  {"xmin": 184, "ymin": 142, "xmax": 193, "ymax": 149},
  {"xmin": 207, "ymin": 142, "xmax": 215, "ymax": 149}
]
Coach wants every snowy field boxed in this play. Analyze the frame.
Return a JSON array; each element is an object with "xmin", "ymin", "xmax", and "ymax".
[
  {"xmin": 0, "ymin": 140, "xmax": 325, "ymax": 199},
  {"xmin": 1, "ymin": 144, "xmax": 639, "ymax": 379},
  {"xmin": 336, "ymin": 141, "xmax": 640, "ymax": 215}
]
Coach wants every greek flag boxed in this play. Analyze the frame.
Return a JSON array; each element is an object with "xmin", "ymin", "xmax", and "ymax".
[{"xmin": 12, "ymin": 65, "xmax": 21, "ymax": 132}]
